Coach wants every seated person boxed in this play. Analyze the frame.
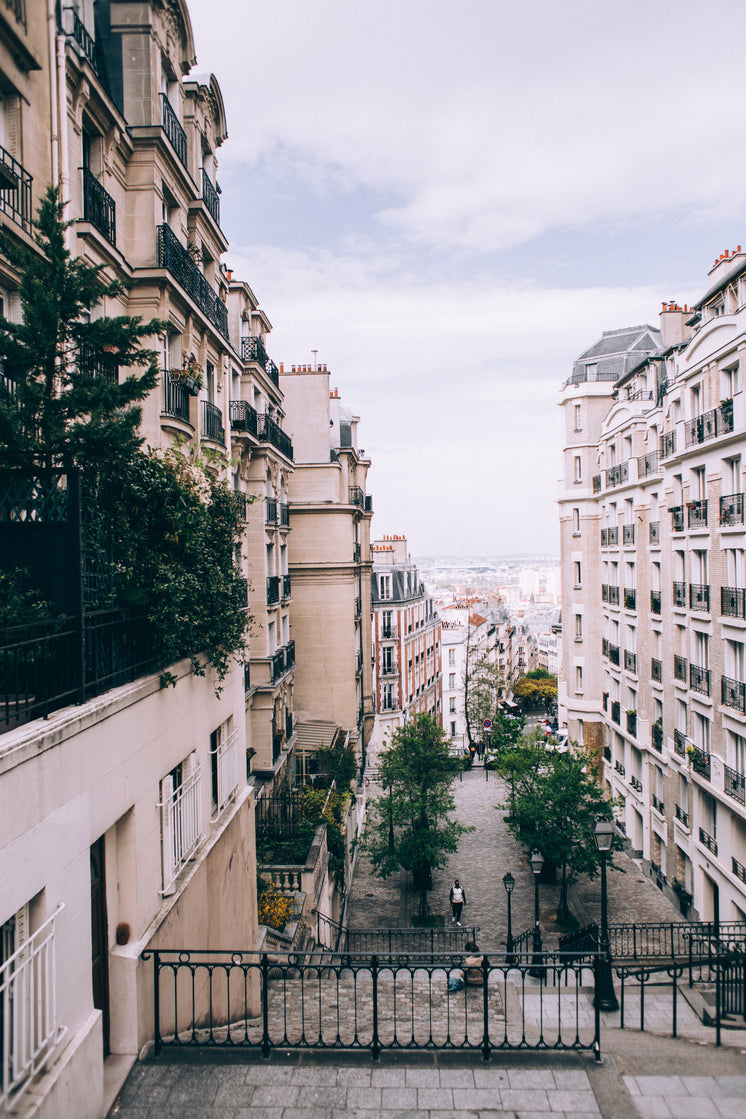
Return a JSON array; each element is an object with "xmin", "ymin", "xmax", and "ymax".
[{"xmin": 463, "ymin": 940, "xmax": 484, "ymax": 985}]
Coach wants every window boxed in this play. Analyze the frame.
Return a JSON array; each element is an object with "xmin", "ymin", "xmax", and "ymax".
[
  {"xmin": 449, "ymin": 697, "xmax": 456, "ymax": 713},
  {"xmin": 159, "ymin": 751, "xmax": 202, "ymax": 894},
  {"xmin": 574, "ymin": 614, "xmax": 583, "ymax": 641},
  {"xmin": 573, "ymin": 561, "xmax": 582, "ymax": 588},
  {"xmin": 574, "ymin": 455, "xmax": 582, "ymax": 483},
  {"xmin": 448, "ymin": 648, "xmax": 455, "ymax": 665},
  {"xmin": 691, "ymin": 383, "xmax": 702, "ymax": 417},
  {"xmin": 577, "ymin": 719, "xmax": 584, "ymax": 745},
  {"xmin": 450, "ymin": 721, "xmax": 456, "ymax": 736},
  {"xmin": 210, "ymin": 718, "xmax": 239, "ymax": 818},
  {"xmin": 572, "ymin": 507, "xmax": 580, "ymax": 535},
  {"xmin": 379, "ymin": 574, "xmax": 392, "ymax": 600},
  {"xmin": 575, "ymin": 665, "xmax": 583, "ymax": 692},
  {"xmin": 692, "ymin": 466, "xmax": 706, "ymax": 501},
  {"xmin": 574, "ymin": 403, "xmax": 582, "ymax": 431},
  {"xmin": 724, "ymin": 455, "xmax": 741, "ymax": 495},
  {"xmin": 723, "ymin": 364, "xmax": 739, "ymax": 399}
]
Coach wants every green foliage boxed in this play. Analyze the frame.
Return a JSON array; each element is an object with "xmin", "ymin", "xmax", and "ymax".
[
  {"xmin": 512, "ymin": 672, "xmax": 558, "ymax": 710},
  {"xmin": 101, "ymin": 444, "xmax": 248, "ymax": 686},
  {"xmin": 463, "ymin": 626, "xmax": 506, "ymax": 750},
  {"xmin": 483, "ymin": 711, "xmax": 526, "ymax": 768},
  {"xmin": 313, "ymin": 740, "xmax": 358, "ymax": 790},
  {"xmin": 364, "ymin": 714, "xmax": 473, "ymax": 916},
  {"xmin": 0, "ymin": 186, "xmax": 163, "ymax": 473},
  {"xmin": 0, "ymin": 567, "xmax": 56, "ymax": 628}
]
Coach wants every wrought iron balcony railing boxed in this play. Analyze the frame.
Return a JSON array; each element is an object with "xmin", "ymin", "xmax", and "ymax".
[
  {"xmin": 659, "ymin": 430, "xmax": 676, "ymax": 459},
  {"xmin": 163, "ymin": 375, "xmax": 191, "ymax": 423},
  {"xmin": 689, "ymin": 583, "xmax": 710, "ymax": 612},
  {"xmin": 674, "ymin": 729, "xmax": 687, "ymax": 757},
  {"xmin": 282, "ymin": 574, "xmax": 291, "ymax": 600},
  {"xmin": 720, "ymin": 492, "xmax": 745, "ymax": 527},
  {"xmin": 160, "ymin": 93, "xmax": 187, "ymax": 167},
  {"xmin": 230, "ymin": 399, "xmax": 259, "ymax": 437},
  {"xmin": 624, "ymin": 650, "xmax": 637, "ymax": 673},
  {"xmin": 733, "ymin": 857, "xmax": 746, "ymax": 884},
  {"xmin": 265, "ymin": 498, "xmax": 278, "ymax": 525},
  {"xmin": 202, "ymin": 400, "xmax": 224, "ymax": 443},
  {"xmin": 603, "ymin": 746, "xmax": 611, "ymax": 761},
  {"xmin": 652, "ymin": 793, "xmax": 664, "ymax": 813},
  {"xmin": 690, "ymin": 663, "xmax": 711, "ymax": 696},
  {"xmin": 650, "ymin": 590, "xmax": 661, "ymax": 615},
  {"xmin": 624, "ymin": 588, "xmax": 636, "ymax": 610},
  {"xmin": 675, "ymin": 803, "xmax": 689, "ymax": 826},
  {"xmin": 201, "ymin": 168, "xmax": 220, "ymax": 226},
  {"xmin": 698, "ymin": 827, "xmax": 717, "ymax": 855},
  {"xmin": 611, "ymin": 701, "xmax": 621, "ymax": 725},
  {"xmin": 608, "ymin": 643, "xmax": 620, "ymax": 666},
  {"xmin": 605, "ymin": 462, "xmax": 629, "ymax": 488},
  {"xmin": 651, "ymin": 657, "xmax": 662, "ymax": 683},
  {"xmin": 673, "ymin": 581, "xmax": 686, "ymax": 608},
  {"xmin": 71, "ymin": 9, "xmax": 96, "ymax": 68},
  {"xmin": 608, "ymin": 584, "xmax": 620, "ymax": 606},
  {"xmin": 674, "ymin": 654, "xmax": 688, "ymax": 683},
  {"xmin": 240, "ymin": 336, "xmax": 280, "ymax": 386},
  {"xmin": 5, "ymin": 0, "xmax": 25, "ymax": 28},
  {"xmin": 279, "ymin": 503, "xmax": 290, "ymax": 527},
  {"xmin": 614, "ymin": 758, "xmax": 625, "ymax": 774},
  {"xmin": 78, "ymin": 344, "xmax": 118, "ymax": 383},
  {"xmin": 669, "ymin": 505, "xmax": 685, "ymax": 532},
  {"xmin": 0, "ymin": 144, "xmax": 32, "ymax": 233},
  {"xmin": 649, "ymin": 520, "xmax": 660, "ymax": 545},
  {"xmin": 592, "ymin": 474, "xmax": 602, "ymax": 494},
  {"xmin": 608, "ymin": 526, "xmax": 619, "ymax": 545},
  {"xmin": 629, "ymin": 773, "xmax": 642, "ymax": 791},
  {"xmin": 724, "ymin": 763, "xmax": 746, "ymax": 806},
  {"xmin": 651, "ymin": 722, "xmax": 663, "ymax": 751},
  {"xmin": 685, "ymin": 401, "xmax": 733, "ymax": 447},
  {"xmin": 349, "ymin": 486, "xmax": 365, "ymax": 508},
  {"xmin": 157, "ymin": 225, "xmax": 229, "ymax": 339},
  {"xmin": 82, "ymin": 166, "xmax": 115, "ymax": 244},
  {"xmin": 690, "ymin": 746, "xmax": 711, "ymax": 780},
  {"xmin": 687, "ymin": 499, "xmax": 708, "ymax": 528},
  {"xmin": 267, "ymin": 576, "xmax": 280, "ymax": 605},
  {"xmin": 258, "ymin": 413, "xmax": 293, "ymax": 459},
  {"xmin": 722, "ymin": 676, "xmax": 746, "ymax": 713},
  {"xmin": 626, "ymin": 710, "xmax": 637, "ymax": 736},
  {"xmin": 623, "ymin": 524, "xmax": 635, "ymax": 546},
  {"xmin": 638, "ymin": 449, "xmax": 660, "ymax": 478},
  {"xmin": 722, "ymin": 586, "xmax": 746, "ymax": 619}
]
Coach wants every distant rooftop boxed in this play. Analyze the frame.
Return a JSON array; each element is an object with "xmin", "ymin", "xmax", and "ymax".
[{"xmin": 563, "ymin": 325, "xmax": 662, "ymax": 390}]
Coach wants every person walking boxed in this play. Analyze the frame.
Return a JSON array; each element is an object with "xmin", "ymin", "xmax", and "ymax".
[{"xmin": 450, "ymin": 879, "xmax": 466, "ymax": 925}]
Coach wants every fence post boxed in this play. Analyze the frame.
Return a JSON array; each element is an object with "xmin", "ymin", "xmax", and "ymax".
[
  {"xmin": 715, "ymin": 949, "xmax": 722, "ymax": 1048},
  {"xmin": 672, "ymin": 966, "xmax": 678, "ymax": 1039},
  {"xmin": 261, "ymin": 953, "xmax": 270, "ymax": 1058},
  {"xmin": 152, "ymin": 950, "xmax": 161, "ymax": 1057},
  {"xmin": 371, "ymin": 954, "xmax": 380, "ymax": 1061},
  {"xmin": 481, "ymin": 955, "xmax": 490, "ymax": 1062},
  {"xmin": 593, "ymin": 956, "xmax": 602, "ymax": 1061}
]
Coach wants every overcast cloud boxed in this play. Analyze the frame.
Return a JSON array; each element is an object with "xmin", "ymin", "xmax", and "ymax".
[{"xmin": 187, "ymin": 0, "xmax": 746, "ymax": 556}]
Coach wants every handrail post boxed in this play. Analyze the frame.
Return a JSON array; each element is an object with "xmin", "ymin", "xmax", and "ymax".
[
  {"xmin": 261, "ymin": 952, "xmax": 270, "ymax": 1058},
  {"xmin": 715, "ymin": 947, "xmax": 722, "ymax": 1048},
  {"xmin": 593, "ymin": 955, "xmax": 602, "ymax": 1060},
  {"xmin": 371, "ymin": 954, "xmax": 380, "ymax": 1061},
  {"xmin": 481, "ymin": 954, "xmax": 491, "ymax": 1062},
  {"xmin": 152, "ymin": 950, "xmax": 161, "ymax": 1057}
]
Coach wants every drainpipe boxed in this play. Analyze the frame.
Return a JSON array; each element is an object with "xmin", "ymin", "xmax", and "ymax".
[
  {"xmin": 57, "ymin": 29, "xmax": 71, "ymax": 247},
  {"xmin": 47, "ymin": 0, "xmax": 59, "ymax": 185}
]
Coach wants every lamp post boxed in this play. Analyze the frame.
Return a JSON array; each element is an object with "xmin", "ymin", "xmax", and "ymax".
[
  {"xmin": 528, "ymin": 849, "xmax": 544, "ymax": 978},
  {"xmin": 592, "ymin": 817, "xmax": 619, "ymax": 1012},
  {"xmin": 502, "ymin": 872, "xmax": 516, "ymax": 964}
]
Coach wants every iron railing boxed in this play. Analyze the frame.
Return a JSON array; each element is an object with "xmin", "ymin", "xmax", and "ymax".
[
  {"xmin": 699, "ymin": 827, "xmax": 718, "ymax": 856},
  {"xmin": 229, "ymin": 399, "xmax": 258, "ymax": 438},
  {"xmin": 651, "ymin": 658, "xmax": 662, "ymax": 684},
  {"xmin": 652, "ymin": 722, "xmax": 663, "ymax": 751},
  {"xmin": 689, "ymin": 663, "xmax": 710, "ymax": 696},
  {"xmin": 240, "ymin": 336, "xmax": 279, "ymax": 386},
  {"xmin": 160, "ymin": 93, "xmax": 187, "ymax": 166},
  {"xmin": 689, "ymin": 583, "xmax": 710, "ymax": 612},
  {"xmin": 629, "ymin": 773, "xmax": 642, "ymax": 791},
  {"xmin": 157, "ymin": 224, "xmax": 229, "ymax": 339},
  {"xmin": 258, "ymin": 413, "xmax": 293, "ymax": 459},
  {"xmin": 201, "ymin": 400, "xmax": 224, "ymax": 443},
  {"xmin": 144, "ymin": 948, "xmax": 605, "ymax": 1060},
  {"xmin": 673, "ymin": 581, "xmax": 686, "ymax": 608},
  {"xmin": 592, "ymin": 474, "xmax": 601, "ymax": 494},
  {"xmin": 70, "ymin": 9, "xmax": 96, "ymax": 67},
  {"xmin": 282, "ymin": 574, "xmax": 291, "ymax": 600},
  {"xmin": 724, "ymin": 762, "xmax": 746, "ymax": 806},
  {"xmin": 687, "ymin": 499, "xmax": 708, "ymax": 528},
  {"xmin": 649, "ymin": 520, "xmax": 660, "ymax": 545},
  {"xmin": 624, "ymin": 588, "xmax": 636, "ymax": 610},
  {"xmin": 4, "ymin": 0, "xmax": 25, "ymax": 28},
  {"xmin": 279, "ymin": 503, "xmax": 290, "ymax": 527},
  {"xmin": 674, "ymin": 729, "xmax": 687, "ymax": 757},
  {"xmin": 722, "ymin": 586, "xmax": 746, "ymax": 619},
  {"xmin": 266, "ymin": 576, "xmax": 280, "ymax": 605},
  {"xmin": 560, "ymin": 921, "xmax": 746, "ymax": 963},
  {"xmin": 78, "ymin": 343, "xmax": 118, "ymax": 383},
  {"xmin": 650, "ymin": 590, "xmax": 661, "ymax": 614},
  {"xmin": 720, "ymin": 492, "xmax": 745, "ymax": 526},
  {"xmin": 163, "ymin": 375, "xmax": 190, "ymax": 423},
  {"xmin": 611, "ymin": 701, "xmax": 621, "ymax": 725},
  {"xmin": 684, "ymin": 401, "xmax": 734, "ymax": 447},
  {"xmin": 675, "ymin": 804, "xmax": 689, "ymax": 826},
  {"xmin": 659, "ymin": 430, "xmax": 676, "ymax": 459},
  {"xmin": 82, "ymin": 166, "xmax": 115, "ymax": 244},
  {"xmin": 319, "ymin": 921, "xmax": 481, "ymax": 956},
  {"xmin": 608, "ymin": 643, "xmax": 620, "ymax": 665},
  {"xmin": 605, "ymin": 462, "xmax": 629, "ymax": 488},
  {"xmin": 652, "ymin": 793, "xmax": 665, "ymax": 813},
  {"xmin": 722, "ymin": 676, "xmax": 746, "ymax": 714},
  {"xmin": 669, "ymin": 505, "xmax": 685, "ymax": 532},
  {"xmin": 673, "ymin": 654, "xmax": 687, "ymax": 682},
  {"xmin": 607, "ymin": 585, "xmax": 619, "ymax": 606},
  {"xmin": 623, "ymin": 524, "xmax": 635, "ymax": 545},
  {"xmin": 626, "ymin": 710, "xmax": 637, "ymax": 736},
  {"xmin": 0, "ymin": 144, "xmax": 32, "ymax": 233},
  {"xmin": 265, "ymin": 498, "xmax": 278, "ymax": 525},
  {"xmin": 624, "ymin": 650, "xmax": 637, "ymax": 673},
  {"xmin": 210, "ymin": 728, "xmax": 241, "ymax": 818},
  {"xmin": 201, "ymin": 169, "xmax": 220, "ymax": 226},
  {"xmin": 690, "ymin": 746, "xmax": 711, "ymax": 780},
  {"xmin": 638, "ymin": 450, "xmax": 660, "ymax": 478}
]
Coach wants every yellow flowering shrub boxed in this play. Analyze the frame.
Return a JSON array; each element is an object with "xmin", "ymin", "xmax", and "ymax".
[{"xmin": 257, "ymin": 882, "xmax": 294, "ymax": 932}]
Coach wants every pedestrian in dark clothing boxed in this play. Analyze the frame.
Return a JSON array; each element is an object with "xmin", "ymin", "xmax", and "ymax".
[{"xmin": 450, "ymin": 879, "xmax": 466, "ymax": 925}]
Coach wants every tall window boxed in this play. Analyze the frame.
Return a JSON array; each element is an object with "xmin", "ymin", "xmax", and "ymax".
[
  {"xmin": 572, "ymin": 507, "xmax": 580, "ymax": 534},
  {"xmin": 573, "ymin": 561, "xmax": 582, "ymax": 588},
  {"xmin": 574, "ymin": 403, "xmax": 582, "ymax": 431},
  {"xmin": 574, "ymin": 614, "xmax": 583, "ymax": 640},
  {"xmin": 573, "ymin": 455, "xmax": 582, "ymax": 482},
  {"xmin": 379, "ymin": 574, "xmax": 392, "ymax": 600}
]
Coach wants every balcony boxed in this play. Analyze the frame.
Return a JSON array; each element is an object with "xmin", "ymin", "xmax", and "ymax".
[
  {"xmin": 608, "ymin": 585, "xmax": 620, "ymax": 606},
  {"xmin": 689, "ymin": 663, "xmax": 711, "ymax": 696},
  {"xmin": 0, "ymin": 144, "xmax": 32, "ymax": 233},
  {"xmin": 70, "ymin": 9, "xmax": 96, "ymax": 67},
  {"xmin": 349, "ymin": 486, "xmax": 366, "ymax": 508},
  {"xmin": 722, "ymin": 586, "xmax": 746, "ymax": 619},
  {"xmin": 603, "ymin": 746, "xmax": 612, "ymax": 762},
  {"xmin": 698, "ymin": 827, "xmax": 718, "ymax": 856},
  {"xmin": 673, "ymin": 581, "xmax": 686, "ymax": 609},
  {"xmin": 624, "ymin": 588, "xmax": 636, "ymax": 611},
  {"xmin": 733, "ymin": 858, "xmax": 746, "ymax": 884},
  {"xmin": 611, "ymin": 701, "xmax": 621, "ymax": 725},
  {"xmin": 650, "ymin": 590, "xmax": 661, "ymax": 615},
  {"xmin": 382, "ymin": 624, "xmax": 398, "ymax": 640},
  {"xmin": 279, "ymin": 503, "xmax": 290, "ymax": 527},
  {"xmin": 724, "ymin": 762, "xmax": 746, "ymax": 806},
  {"xmin": 608, "ymin": 643, "xmax": 620, "ymax": 666},
  {"xmin": 282, "ymin": 574, "xmax": 291, "ymax": 600},
  {"xmin": 626, "ymin": 710, "xmax": 637, "ymax": 736},
  {"xmin": 652, "ymin": 721, "xmax": 663, "ymax": 751},
  {"xmin": 160, "ymin": 93, "xmax": 187, "ymax": 167},
  {"xmin": 602, "ymin": 637, "xmax": 609, "ymax": 658},
  {"xmin": 605, "ymin": 462, "xmax": 629, "ymax": 488},
  {"xmin": 82, "ymin": 166, "xmax": 115, "ymax": 244},
  {"xmin": 689, "ymin": 583, "xmax": 710, "ymax": 612},
  {"xmin": 624, "ymin": 650, "xmax": 637, "ymax": 674},
  {"xmin": 623, "ymin": 524, "xmax": 635, "ymax": 546},
  {"xmin": 0, "ymin": 908, "xmax": 63, "ymax": 1109},
  {"xmin": 649, "ymin": 520, "xmax": 660, "ymax": 545},
  {"xmin": 201, "ymin": 168, "xmax": 221, "ymax": 226},
  {"xmin": 669, "ymin": 505, "xmax": 685, "ymax": 532},
  {"xmin": 258, "ymin": 413, "xmax": 293, "ymax": 459},
  {"xmin": 4, "ymin": 0, "xmax": 25, "ymax": 27},
  {"xmin": 380, "ymin": 656, "xmax": 398, "ymax": 677},
  {"xmin": 690, "ymin": 746, "xmax": 711, "ymax": 780},
  {"xmin": 210, "ymin": 728, "xmax": 241, "ymax": 817},
  {"xmin": 592, "ymin": 474, "xmax": 602, "ymax": 494},
  {"xmin": 722, "ymin": 676, "xmax": 746, "ymax": 713},
  {"xmin": 241, "ymin": 335, "xmax": 279, "ymax": 386},
  {"xmin": 159, "ymin": 765, "xmax": 203, "ymax": 893},
  {"xmin": 271, "ymin": 641, "xmax": 295, "ymax": 682},
  {"xmin": 687, "ymin": 499, "xmax": 708, "ymax": 529},
  {"xmin": 630, "ymin": 774, "xmax": 643, "ymax": 792},
  {"xmin": 230, "ymin": 399, "xmax": 259, "ymax": 437},
  {"xmin": 201, "ymin": 400, "xmax": 224, "ymax": 444},
  {"xmin": 614, "ymin": 758, "xmax": 625, "ymax": 775},
  {"xmin": 157, "ymin": 225, "xmax": 229, "ymax": 340},
  {"xmin": 78, "ymin": 344, "xmax": 118, "ymax": 383},
  {"xmin": 652, "ymin": 793, "xmax": 665, "ymax": 813},
  {"xmin": 684, "ymin": 401, "xmax": 733, "ymax": 447},
  {"xmin": 638, "ymin": 449, "xmax": 661, "ymax": 478},
  {"xmin": 720, "ymin": 492, "xmax": 745, "ymax": 527},
  {"xmin": 674, "ymin": 729, "xmax": 687, "ymax": 757},
  {"xmin": 651, "ymin": 657, "xmax": 662, "ymax": 683},
  {"xmin": 244, "ymin": 662, "xmax": 251, "ymax": 692},
  {"xmin": 266, "ymin": 576, "xmax": 280, "ymax": 605},
  {"xmin": 674, "ymin": 654, "xmax": 688, "ymax": 683},
  {"xmin": 659, "ymin": 430, "xmax": 676, "ymax": 460},
  {"xmin": 354, "ymin": 596, "xmax": 362, "ymax": 618},
  {"xmin": 675, "ymin": 803, "xmax": 689, "ymax": 827},
  {"xmin": 265, "ymin": 498, "xmax": 278, "ymax": 525}
]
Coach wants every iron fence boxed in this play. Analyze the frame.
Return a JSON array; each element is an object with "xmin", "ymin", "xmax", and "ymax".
[
  {"xmin": 317, "ymin": 919, "xmax": 481, "ymax": 957},
  {"xmin": 144, "ymin": 948, "xmax": 604, "ymax": 1061}
]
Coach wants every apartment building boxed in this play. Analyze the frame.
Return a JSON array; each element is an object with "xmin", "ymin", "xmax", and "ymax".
[
  {"xmin": 281, "ymin": 371, "xmax": 375, "ymax": 776},
  {"xmin": 371, "ymin": 535, "xmax": 442, "ymax": 733},
  {"xmin": 559, "ymin": 256, "xmax": 746, "ymax": 924},
  {"xmin": 442, "ymin": 615, "xmax": 468, "ymax": 746}
]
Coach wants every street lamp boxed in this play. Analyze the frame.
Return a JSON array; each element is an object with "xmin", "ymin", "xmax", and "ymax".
[
  {"xmin": 528, "ymin": 849, "xmax": 544, "ymax": 978},
  {"xmin": 502, "ymin": 872, "xmax": 516, "ymax": 964},
  {"xmin": 592, "ymin": 817, "xmax": 619, "ymax": 1012}
]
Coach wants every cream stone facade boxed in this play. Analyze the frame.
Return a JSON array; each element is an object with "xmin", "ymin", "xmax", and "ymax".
[
  {"xmin": 559, "ymin": 256, "xmax": 746, "ymax": 925},
  {"xmin": 370, "ymin": 534, "xmax": 442, "ymax": 735}
]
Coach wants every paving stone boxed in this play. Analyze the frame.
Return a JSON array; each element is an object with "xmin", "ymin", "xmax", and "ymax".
[
  {"xmin": 380, "ymin": 1086, "xmax": 418, "ymax": 1108},
  {"xmin": 498, "ymin": 1088, "xmax": 551, "ymax": 1110},
  {"xmin": 630, "ymin": 1097, "xmax": 672, "ymax": 1118},
  {"xmin": 715, "ymin": 1077, "xmax": 746, "ymax": 1096},
  {"xmin": 416, "ymin": 1086, "xmax": 455, "ymax": 1108},
  {"xmin": 439, "ymin": 1068, "xmax": 479, "ymax": 1087},
  {"xmin": 715, "ymin": 1101, "xmax": 746, "ymax": 1119},
  {"xmin": 665, "ymin": 1097, "xmax": 722, "ymax": 1119},
  {"xmin": 345, "ymin": 1087, "xmax": 382, "ymax": 1108},
  {"xmin": 546, "ymin": 1089, "xmax": 600, "ymax": 1113},
  {"xmin": 246, "ymin": 1084, "xmax": 300, "ymax": 1106},
  {"xmin": 506, "ymin": 1068, "xmax": 557, "ymax": 1089}
]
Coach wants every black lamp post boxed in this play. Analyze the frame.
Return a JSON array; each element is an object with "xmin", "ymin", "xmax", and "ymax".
[
  {"xmin": 503, "ymin": 872, "xmax": 516, "ymax": 964},
  {"xmin": 592, "ymin": 817, "xmax": 619, "ymax": 1012},
  {"xmin": 528, "ymin": 849, "xmax": 544, "ymax": 977}
]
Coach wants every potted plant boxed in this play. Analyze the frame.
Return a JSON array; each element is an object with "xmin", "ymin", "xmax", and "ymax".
[{"xmin": 168, "ymin": 353, "xmax": 203, "ymax": 395}]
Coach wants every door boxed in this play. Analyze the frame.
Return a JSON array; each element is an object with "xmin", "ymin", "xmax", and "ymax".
[{"xmin": 90, "ymin": 838, "xmax": 110, "ymax": 1056}]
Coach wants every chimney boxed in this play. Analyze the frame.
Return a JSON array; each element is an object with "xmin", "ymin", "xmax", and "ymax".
[
  {"xmin": 659, "ymin": 300, "xmax": 691, "ymax": 348},
  {"xmin": 707, "ymin": 244, "xmax": 745, "ymax": 282}
]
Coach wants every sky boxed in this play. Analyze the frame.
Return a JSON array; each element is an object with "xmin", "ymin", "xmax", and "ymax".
[{"xmin": 185, "ymin": 0, "xmax": 746, "ymax": 557}]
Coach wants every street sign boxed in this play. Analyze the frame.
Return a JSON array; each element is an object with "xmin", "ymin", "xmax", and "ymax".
[{"xmin": 483, "ymin": 719, "xmax": 492, "ymax": 730}]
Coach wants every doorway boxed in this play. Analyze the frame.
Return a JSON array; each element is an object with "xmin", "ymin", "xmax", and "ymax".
[{"xmin": 90, "ymin": 838, "xmax": 110, "ymax": 1056}]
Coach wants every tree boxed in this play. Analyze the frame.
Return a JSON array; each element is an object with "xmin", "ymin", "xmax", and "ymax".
[
  {"xmin": 364, "ymin": 715, "xmax": 472, "ymax": 918},
  {"xmin": 483, "ymin": 710, "xmax": 526, "ymax": 769},
  {"xmin": 0, "ymin": 185, "xmax": 162, "ymax": 473},
  {"xmin": 503, "ymin": 746, "xmax": 624, "ymax": 922},
  {"xmin": 512, "ymin": 672, "xmax": 558, "ymax": 711},
  {"xmin": 463, "ymin": 623, "xmax": 505, "ymax": 752}
]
